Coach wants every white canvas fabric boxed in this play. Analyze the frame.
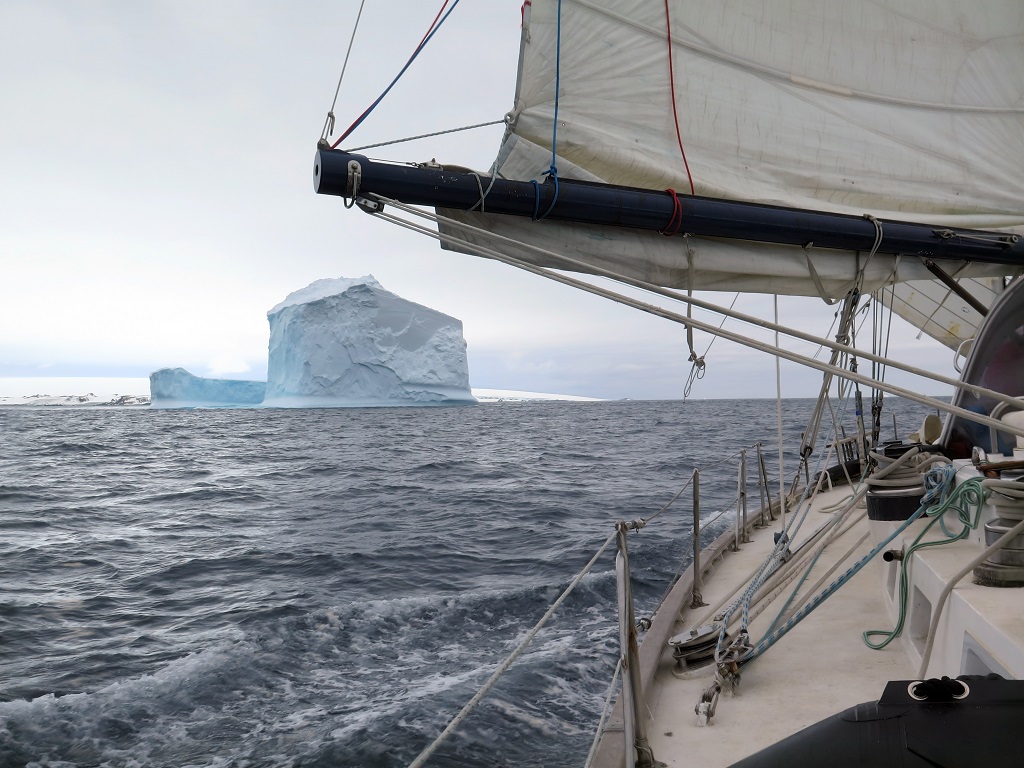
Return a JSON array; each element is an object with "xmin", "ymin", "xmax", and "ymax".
[{"xmin": 439, "ymin": 0, "xmax": 1023, "ymax": 342}]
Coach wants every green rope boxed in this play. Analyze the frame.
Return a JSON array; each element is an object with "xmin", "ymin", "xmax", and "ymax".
[{"xmin": 862, "ymin": 475, "xmax": 988, "ymax": 650}]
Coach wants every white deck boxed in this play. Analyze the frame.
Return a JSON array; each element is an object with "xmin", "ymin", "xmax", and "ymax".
[{"xmin": 599, "ymin": 462, "xmax": 1024, "ymax": 767}]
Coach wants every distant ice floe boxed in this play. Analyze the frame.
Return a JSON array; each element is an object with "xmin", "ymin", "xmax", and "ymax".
[
  {"xmin": 0, "ymin": 392, "xmax": 150, "ymax": 407},
  {"xmin": 472, "ymin": 389, "xmax": 601, "ymax": 403}
]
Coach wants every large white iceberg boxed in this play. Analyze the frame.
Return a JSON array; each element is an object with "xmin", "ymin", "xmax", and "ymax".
[
  {"xmin": 263, "ymin": 276, "xmax": 475, "ymax": 407},
  {"xmin": 149, "ymin": 276, "xmax": 475, "ymax": 408}
]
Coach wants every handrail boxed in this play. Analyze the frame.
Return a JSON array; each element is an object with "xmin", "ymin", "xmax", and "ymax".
[
  {"xmin": 616, "ymin": 521, "xmax": 656, "ymax": 768},
  {"xmin": 591, "ymin": 443, "xmax": 773, "ymax": 767}
]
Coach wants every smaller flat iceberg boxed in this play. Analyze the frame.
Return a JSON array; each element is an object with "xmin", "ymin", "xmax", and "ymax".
[{"xmin": 150, "ymin": 368, "xmax": 266, "ymax": 408}]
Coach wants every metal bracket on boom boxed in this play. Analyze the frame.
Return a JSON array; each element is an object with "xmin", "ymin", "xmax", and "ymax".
[{"xmin": 355, "ymin": 196, "xmax": 384, "ymax": 214}]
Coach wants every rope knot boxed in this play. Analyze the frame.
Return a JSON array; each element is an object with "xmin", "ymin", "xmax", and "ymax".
[{"xmin": 660, "ymin": 188, "xmax": 684, "ymax": 236}]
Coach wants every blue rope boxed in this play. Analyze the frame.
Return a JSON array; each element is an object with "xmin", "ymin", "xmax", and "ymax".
[
  {"xmin": 722, "ymin": 393, "xmax": 856, "ymax": 648},
  {"xmin": 338, "ymin": 0, "xmax": 461, "ymax": 144},
  {"xmin": 744, "ymin": 464, "xmax": 967, "ymax": 663},
  {"xmin": 533, "ymin": 0, "xmax": 562, "ymax": 221},
  {"xmin": 744, "ymin": 503, "xmax": 928, "ymax": 662},
  {"xmin": 548, "ymin": 0, "xmax": 563, "ymax": 171}
]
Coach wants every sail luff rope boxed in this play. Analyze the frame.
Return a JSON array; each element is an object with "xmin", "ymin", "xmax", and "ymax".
[
  {"xmin": 331, "ymin": 0, "xmax": 459, "ymax": 149},
  {"xmin": 406, "ymin": 529, "xmax": 617, "ymax": 768},
  {"xmin": 366, "ymin": 199, "xmax": 1024, "ymax": 441},
  {"xmin": 373, "ymin": 196, "xmax": 1024, "ymax": 415},
  {"xmin": 663, "ymin": 0, "xmax": 695, "ymax": 195},
  {"xmin": 320, "ymin": 0, "xmax": 368, "ymax": 142}
]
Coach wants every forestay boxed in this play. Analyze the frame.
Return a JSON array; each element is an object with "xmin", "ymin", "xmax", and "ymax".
[{"xmin": 440, "ymin": 0, "xmax": 1024, "ymax": 301}]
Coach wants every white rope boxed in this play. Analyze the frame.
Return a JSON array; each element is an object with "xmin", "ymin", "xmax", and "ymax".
[
  {"xmin": 802, "ymin": 244, "xmax": 849, "ymax": 304},
  {"xmin": 362, "ymin": 197, "xmax": 1024, "ymax": 440},
  {"xmin": 407, "ymin": 531, "xmax": 617, "ymax": 768},
  {"xmin": 320, "ymin": 0, "xmax": 368, "ymax": 142},
  {"xmin": 774, "ymin": 295, "xmax": 786, "ymax": 532},
  {"xmin": 583, "ymin": 658, "xmax": 623, "ymax": 768}
]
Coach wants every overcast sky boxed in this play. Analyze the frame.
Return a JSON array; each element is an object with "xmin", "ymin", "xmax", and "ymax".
[{"xmin": 0, "ymin": 1, "xmax": 959, "ymax": 400}]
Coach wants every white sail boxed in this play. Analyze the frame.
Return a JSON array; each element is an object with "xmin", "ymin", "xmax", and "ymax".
[
  {"xmin": 440, "ymin": 0, "xmax": 1024, "ymax": 298},
  {"xmin": 880, "ymin": 276, "xmax": 1006, "ymax": 351}
]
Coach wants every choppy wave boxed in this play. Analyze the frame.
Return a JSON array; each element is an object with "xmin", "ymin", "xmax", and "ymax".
[{"xmin": 0, "ymin": 398, "xmax": 936, "ymax": 766}]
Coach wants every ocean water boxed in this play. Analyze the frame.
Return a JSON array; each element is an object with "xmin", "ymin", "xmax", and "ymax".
[{"xmin": 0, "ymin": 398, "xmax": 936, "ymax": 767}]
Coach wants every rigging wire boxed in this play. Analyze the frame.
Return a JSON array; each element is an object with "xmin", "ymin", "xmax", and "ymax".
[
  {"xmin": 330, "ymin": 0, "xmax": 460, "ymax": 149},
  {"xmin": 319, "ymin": 0, "xmax": 368, "ymax": 143},
  {"xmin": 345, "ymin": 119, "xmax": 506, "ymax": 153},
  {"xmin": 361, "ymin": 194, "xmax": 1024, "ymax": 436},
  {"xmin": 774, "ymin": 296, "xmax": 786, "ymax": 530}
]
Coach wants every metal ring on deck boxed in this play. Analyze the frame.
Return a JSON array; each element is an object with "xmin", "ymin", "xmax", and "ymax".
[
  {"xmin": 907, "ymin": 679, "xmax": 970, "ymax": 701},
  {"xmin": 907, "ymin": 681, "xmax": 926, "ymax": 700}
]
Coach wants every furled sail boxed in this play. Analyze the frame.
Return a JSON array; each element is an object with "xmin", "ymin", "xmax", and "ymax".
[{"xmin": 439, "ymin": 0, "xmax": 1024, "ymax": 298}]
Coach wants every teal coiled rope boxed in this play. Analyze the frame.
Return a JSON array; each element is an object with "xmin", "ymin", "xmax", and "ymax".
[{"xmin": 862, "ymin": 467, "xmax": 987, "ymax": 650}]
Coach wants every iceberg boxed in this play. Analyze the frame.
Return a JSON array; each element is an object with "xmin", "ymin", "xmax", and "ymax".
[
  {"xmin": 263, "ymin": 276, "xmax": 475, "ymax": 407},
  {"xmin": 150, "ymin": 368, "xmax": 266, "ymax": 408},
  {"xmin": 149, "ymin": 276, "xmax": 476, "ymax": 408}
]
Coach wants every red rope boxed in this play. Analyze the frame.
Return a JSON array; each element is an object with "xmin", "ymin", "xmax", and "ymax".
[
  {"xmin": 416, "ymin": 1, "xmax": 450, "ymax": 52},
  {"xmin": 331, "ymin": 1, "xmax": 451, "ymax": 149},
  {"xmin": 661, "ymin": 188, "xmax": 684, "ymax": 236},
  {"xmin": 664, "ymin": 0, "xmax": 695, "ymax": 195}
]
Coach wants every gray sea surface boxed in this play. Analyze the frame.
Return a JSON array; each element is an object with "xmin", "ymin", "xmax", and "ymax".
[{"xmin": 0, "ymin": 397, "xmax": 937, "ymax": 767}]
